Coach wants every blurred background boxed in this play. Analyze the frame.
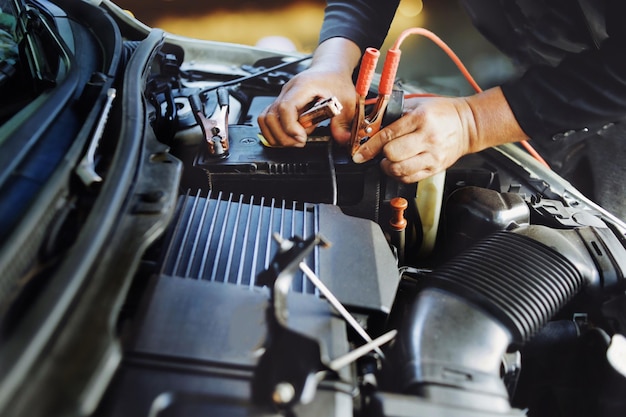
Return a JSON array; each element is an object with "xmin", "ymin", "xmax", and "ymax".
[
  {"xmin": 113, "ymin": 0, "xmax": 518, "ymax": 96},
  {"xmin": 108, "ymin": 1, "xmax": 626, "ymax": 220}
]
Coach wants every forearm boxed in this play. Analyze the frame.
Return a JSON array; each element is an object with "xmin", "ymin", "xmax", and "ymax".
[{"xmin": 320, "ymin": 0, "xmax": 400, "ymax": 52}]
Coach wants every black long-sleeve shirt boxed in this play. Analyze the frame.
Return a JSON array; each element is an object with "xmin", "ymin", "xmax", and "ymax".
[{"xmin": 319, "ymin": 0, "xmax": 626, "ymax": 140}]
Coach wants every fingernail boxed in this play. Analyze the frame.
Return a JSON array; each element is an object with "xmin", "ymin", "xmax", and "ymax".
[{"xmin": 352, "ymin": 153, "xmax": 364, "ymax": 163}]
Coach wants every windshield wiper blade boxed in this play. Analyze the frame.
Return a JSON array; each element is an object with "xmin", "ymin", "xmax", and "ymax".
[{"xmin": 15, "ymin": 3, "xmax": 70, "ymax": 91}]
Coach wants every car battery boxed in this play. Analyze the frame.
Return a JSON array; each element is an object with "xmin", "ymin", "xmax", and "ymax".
[{"xmin": 194, "ymin": 97, "xmax": 384, "ymax": 220}]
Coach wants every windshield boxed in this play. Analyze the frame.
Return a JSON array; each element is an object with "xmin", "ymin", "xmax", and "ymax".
[
  {"xmin": 0, "ymin": 1, "xmax": 17, "ymax": 64},
  {"xmin": 0, "ymin": 0, "xmax": 18, "ymax": 93}
]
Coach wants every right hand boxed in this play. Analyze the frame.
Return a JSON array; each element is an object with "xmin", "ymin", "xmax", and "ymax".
[{"xmin": 352, "ymin": 87, "xmax": 531, "ymax": 183}]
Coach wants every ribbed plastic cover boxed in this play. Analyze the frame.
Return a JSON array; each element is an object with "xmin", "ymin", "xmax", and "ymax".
[{"xmin": 160, "ymin": 190, "xmax": 319, "ymax": 294}]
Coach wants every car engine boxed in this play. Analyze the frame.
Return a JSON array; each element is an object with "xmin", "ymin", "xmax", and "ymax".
[{"xmin": 91, "ymin": 13, "xmax": 626, "ymax": 417}]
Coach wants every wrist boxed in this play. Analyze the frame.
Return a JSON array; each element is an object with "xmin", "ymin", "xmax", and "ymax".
[
  {"xmin": 311, "ymin": 38, "xmax": 362, "ymax": 76},
  {"xmin": 463, "ymin": 87, "xmax": 529, "ymax": 153}
]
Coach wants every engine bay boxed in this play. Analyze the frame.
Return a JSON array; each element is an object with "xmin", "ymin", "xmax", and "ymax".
[{"xmin": 96, "ymin": 38, "xmax": 626, "ymax": 417}]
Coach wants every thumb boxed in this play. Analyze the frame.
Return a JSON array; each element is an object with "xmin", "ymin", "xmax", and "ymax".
[{"xmin": 330, "ymin": 111, "xmax": 355, "ymax": 145}]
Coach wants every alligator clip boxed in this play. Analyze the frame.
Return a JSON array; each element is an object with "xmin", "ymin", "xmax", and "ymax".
[
  {"xmin": 209, "ymin": 87, "xmax": 230, "ymax": 157},
  {"xmin": 350, "ymin": 47, "xmax": 401, "ymax": 156},
  {"xmin": 298, "ymin": 96, "xmax": 343, "ymax": 129},
  {"xmin": 189, "ymin": 87, "xmax": 230, "ymax": 158}
]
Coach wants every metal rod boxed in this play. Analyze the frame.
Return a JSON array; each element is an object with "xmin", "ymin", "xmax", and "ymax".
[
  {"xmin": 299, "ymin": 262, "xmax": 385, "ymax": 357},
  {"xmin": 328, "ymin": 330, "xmax": 397, "ymax": 371}
]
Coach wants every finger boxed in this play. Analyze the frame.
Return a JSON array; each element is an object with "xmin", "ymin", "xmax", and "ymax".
[
  {"xmin": 258, "ymin": 106, "xmax": 283, "ymax": 145},
  {"xmin": 259, "ymin": 105, "xmax": 306, "ymax": 147},
  {"xmin": 382, "ymin": 133, "xmax": 426, "ymax": 163},
  {"xmin": 379, "ymin": 153, "xmax": 438, "ymax": 184},
  {"xmin": 352, "ymin": 126, "xmax": 395, "ymax": 163},
  {"xmin": 352, "ymin": 116, "xmax": 418, "ymax": 163},
  {"xmin": 257, "ymin": 107, "xmax": 275, "ymax": 143},
  {"xmin": 330, "ymin": 110, "xmax": 355, "ymax": 145},
  {"xmin": 276, "ymin": 101, "xmax": 308, "ymax": 142}
]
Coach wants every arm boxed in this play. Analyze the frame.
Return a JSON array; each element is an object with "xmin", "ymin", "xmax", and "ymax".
[
  {"xmin": 320, "ymin": 0, "xmax": 400, "ymax": 52},
  {"xmin": 353, "ymin": 1, "xmax": 626, "ymax": 182},
  {"xmin": 258, "ymin": 0, "xmax": 399, "ymax": 146},
  {"xmin": 502, "ymin": 0, "xmax": 626, "ymax": 140}
]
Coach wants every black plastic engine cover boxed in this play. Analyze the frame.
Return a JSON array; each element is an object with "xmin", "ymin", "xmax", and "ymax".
[
  {"xmin": 96, "ymin": 276, "xmax": 353, "ymax": 417},
  {"xmin": 94, "ymin": 191, "xmax": 399, "ymax": 416}
]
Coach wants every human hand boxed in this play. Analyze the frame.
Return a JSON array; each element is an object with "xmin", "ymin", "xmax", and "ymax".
[
  {"xmin": 351, "ymin": 87, "xmax": 528, "ymax": 183},
  {"xmin": 352, "ymin": 96, "xmax": 476, "ymax": 183},
  {"xmin": 258, "ymin": 67, "xmax": 356, "ymax": 147},
  {"xmin": 258, "ymin": 38, "xmax": 362, "ymax": 147}
]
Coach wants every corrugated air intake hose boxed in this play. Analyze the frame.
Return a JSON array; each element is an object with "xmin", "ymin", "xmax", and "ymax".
[{"xmin": 391, "ymin": 225, "xmax": 602, "ymax": 413}]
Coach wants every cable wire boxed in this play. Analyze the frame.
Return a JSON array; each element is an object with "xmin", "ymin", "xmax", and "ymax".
[
  {"xmin": 327, "ymin": 139, "xmax": 338, "ymax": 205},
  {"xmin": 197, "ymin": 54, "xmax": 313, "ymax": 96}
]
